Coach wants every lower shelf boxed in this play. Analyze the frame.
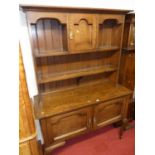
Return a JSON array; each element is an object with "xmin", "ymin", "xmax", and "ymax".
[
  {"xmin": 38, "ymin": 65, "xmax": 117, "ymax": 84},
  {"xmin": 34, "ymin": 80, "xmax": 131, "ymax": 119}
]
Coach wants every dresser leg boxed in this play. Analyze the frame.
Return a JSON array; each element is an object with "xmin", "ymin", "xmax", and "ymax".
[
  {"xmin": 113, "ymin": 121, "xmax": 122, "ymax": 127},
  {"xmin": 44, "ymin": 150, "xmax": 51, "ymax": 155},
  {"xmin": 119, "ymin": 118, "xmax": 128, "ymax": 139}
]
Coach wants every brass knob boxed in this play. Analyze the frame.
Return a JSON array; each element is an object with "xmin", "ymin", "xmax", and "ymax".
[{"xmin": 69, "ymin": 32, "xmax": 73, "ymax": 40}]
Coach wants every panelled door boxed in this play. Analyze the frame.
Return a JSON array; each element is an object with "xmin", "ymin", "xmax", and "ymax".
[
  {"xmin": 68, "ymin": 13, "xmax": 97, "ymax": 52},
  {"xmin": 93, "ymin": 98, "xmax": 124, "ymax": 129},
  {"xmin": 41, "ymin": 107, "xmax": 92, "ymax": 147}
]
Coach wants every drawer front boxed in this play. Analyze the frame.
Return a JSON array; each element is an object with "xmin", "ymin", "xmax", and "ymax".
[
  {"xmin": 93, "ymin": 98, "xmax": 124, "ymax": 129},
  {"xmin": 41, "ymin": 107, "xmax": 92, "ymax": 146}
]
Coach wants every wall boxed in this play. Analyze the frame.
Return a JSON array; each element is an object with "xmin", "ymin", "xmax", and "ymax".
[
  {"xmin": 19, "ymin": 0, "xmax": 135, "ymax": 143},
  {"xmin": 20, "ymin": 0, "xmax": 134, "ymax": 10}
]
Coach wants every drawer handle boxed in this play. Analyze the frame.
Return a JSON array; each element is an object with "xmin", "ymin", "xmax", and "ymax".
[{"xmin": 130, "ymin": 42, "xmax": 134, "ymax": 46}]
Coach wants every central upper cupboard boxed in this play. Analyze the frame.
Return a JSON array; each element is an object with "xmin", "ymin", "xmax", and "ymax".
[{"xmin": 27, "ymin": 12, "xmax": 124, "ymax": 56}]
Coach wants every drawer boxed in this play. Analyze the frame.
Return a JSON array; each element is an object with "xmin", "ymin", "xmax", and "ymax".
[
  {"xmin": 93, "ymin": 98, "xmax": 124, "ymax": 129},
  {"xmin": 41, "ymin": 107, "xmax": 92, "ymax": 146}
]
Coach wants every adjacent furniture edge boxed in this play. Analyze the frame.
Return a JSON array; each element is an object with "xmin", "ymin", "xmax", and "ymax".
[{"xmin": 122, "ymin": 47, "xmax": 135, "ymax": 51}]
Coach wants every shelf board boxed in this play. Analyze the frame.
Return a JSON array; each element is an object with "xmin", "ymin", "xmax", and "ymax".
[
  {"xmin": 34, "ymin": 80, "xmax": 132, "ymax": 119},
  {"xmin": 34, "ymin": 46, "xmax": 120, "ymax": 57},
  {"xmin": 122, "ymin": 47, "xmax": 135, "ymax": 51},
  {"xmin": 38, "ymin": 65, "xmax": 117, "ymax": 84},
  {"xmin": 34, "ymin": 51, "xmax": 68, "ymax": 57}
]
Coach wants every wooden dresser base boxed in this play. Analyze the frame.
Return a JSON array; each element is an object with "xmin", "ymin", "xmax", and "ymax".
[{"xmin": 32, "ymin": 81, "xmax": 131, "ymax": 155}]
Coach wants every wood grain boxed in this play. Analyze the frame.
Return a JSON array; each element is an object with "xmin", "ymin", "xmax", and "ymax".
[
  {"xmin": 19, "ymin": 46, "xmax": 36, "ymax": 140},
  {"xmin": 34, "ymin": 80, "xmax": 131, "ymax": 119}
]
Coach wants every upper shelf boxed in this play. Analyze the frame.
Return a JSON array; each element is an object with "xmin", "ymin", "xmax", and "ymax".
[
  {"xmin": 34, "ymin": 46, "xmax": 120, "ymax": 58},
  {"xmin": 38, "ymin": 65, "xmax": 117, "ymax": 84}
]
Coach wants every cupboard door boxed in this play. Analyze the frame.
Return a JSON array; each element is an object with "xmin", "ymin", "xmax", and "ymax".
[
  {"xmin": 93, "ymin": 98, "xmax": 124, "ymax": 129},
  {"xmin": 41, "ymin": 107, "xmax": 92, "ymax": 146},
  {"xmin": 68, "ymin": 13, "xmax": 97, "ymax": 52}
]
